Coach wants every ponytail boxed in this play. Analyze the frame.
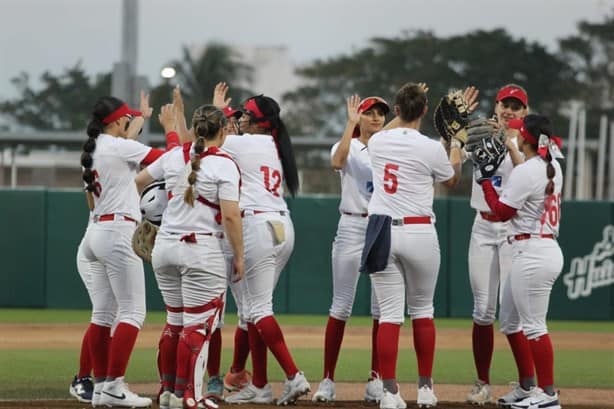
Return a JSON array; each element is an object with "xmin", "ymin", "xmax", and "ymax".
[
  {"xmin": 82, "ymin": 118, "xmax": 103, "ymax": 209},
  {"xmin": 184, "ymin": 136, "xmax": 206, "ymax": 206},
  {"xmin": 545, "ymin": 151, "xmax": 555, "ymax": 196},
  {"xmin": 523, "ymin": 114, "xmax": 555, "ymax": 196},
  {"xmin": 274, "ymin": 119, "xmax": 299, "ymax": 196}
]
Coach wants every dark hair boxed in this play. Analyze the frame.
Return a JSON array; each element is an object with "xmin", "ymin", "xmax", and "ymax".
[
  {"xmin": 81, "ymin": 96, "xmax": 124, "ymax": 196},
  {"xmin": 394, "ymin": 83, "xmax": 427, "ymax": 122},
  {"xmin": 523, "ymin": 114, "xmax": 555, "ymax": 195},
  {"xmin": 245, "ymin": 95, "xmax": 299, "ymax": 196},
  {"xmin": 184, "ymin": 105, "xmax": 227, "ymax": 206}
]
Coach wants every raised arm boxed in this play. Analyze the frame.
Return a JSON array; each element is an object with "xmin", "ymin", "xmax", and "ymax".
[{"xmin": 331, "ymin": 95, "xmax": 361, "ymax": 170}]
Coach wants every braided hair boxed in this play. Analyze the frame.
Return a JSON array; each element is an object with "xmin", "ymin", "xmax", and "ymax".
[
  {"xmin": 184, "ymin": 105, "xmax": 227, "ymax": 206},
  {"xmin": 243, "ymin": 95, "xmax": 299, "ymax": 196},
  {"xmin": 523, "ymin": 114, "xmax": 555, "ymax": 195},
  {"xmin": 81, "ymin": 97, "xmax": 124, "ymax": 208}
]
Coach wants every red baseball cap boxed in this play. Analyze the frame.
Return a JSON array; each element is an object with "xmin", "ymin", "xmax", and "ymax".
[
  {"xmin": 496, "ymin": 86, "xmax": 528, "ymax": 107},
  {"xmin": 358, "ymin": 96, "xmax": 390, "ymax": 114},
  {"xmin": 223, "ymin": 106, "xmax": 242, "ymax": 119}
]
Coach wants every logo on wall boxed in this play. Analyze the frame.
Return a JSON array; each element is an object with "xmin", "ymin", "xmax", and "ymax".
[{"xmin": 563, "ymin": 225, "xmax": 614, "ymax": 300}]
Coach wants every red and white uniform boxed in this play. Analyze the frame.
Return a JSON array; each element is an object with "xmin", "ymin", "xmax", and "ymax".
[
  {"xmin": 368, "ymin": 127, "xmax": 453, "ymax": 323},
  {"xmin": 147, "ymin": 143, "xmax": 240, "ymax": 328},
  {"xmin": 81, "ymin": 134, "xmax": 154, "ymax": 329},
  {"xmin": 222, "ymin": 133, "xmax": 294, "ymax": 324},
  {"xmin": 468, "ymin": 141, "xmax": 519, "ymax": 333},
  {"xmin": 330, "ymin": 139, "xmax": 379, "ymax": 320},
  {"xmin": 499, "ymin": 157, "xmax": 564, "ymax": 339}
]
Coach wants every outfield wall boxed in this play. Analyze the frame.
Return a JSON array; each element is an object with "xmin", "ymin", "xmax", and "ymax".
[{"xmin": 1, "ymin": 189, "xmax": 612, "ymax": 320}]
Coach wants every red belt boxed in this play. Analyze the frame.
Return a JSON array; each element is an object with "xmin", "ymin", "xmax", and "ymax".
[
  {"xmin": 391, "ymin": 216, "xmax": 431, "ymax": 226},
  {"xmin": 97, "ymin": 214, "xmax": 136, "ymax": 223},
  {"xmin": 241, "ymin": 210, "xmax": 287, "ymax": 217},
  {"xmin": 342, "ymin": 212, "xmax": 368, "ymax": 217},
  {"xmin": 509, "ymin": 233, "xmax": 554, "ymax": 243},
  {"xmin": 480, "ymin": 211, "xmax": 503, "ymax": 222},
  {"xmin": 180, "ymin": 232, "xmax": 224, "ymax": 243}
]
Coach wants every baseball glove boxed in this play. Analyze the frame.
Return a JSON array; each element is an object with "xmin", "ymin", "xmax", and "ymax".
[
  {"xmin": 433, "ymin": 90, "xmax": 471, "ymax": 145},
  {"xmin": 132, "ymin": 220, "xmax": 158, "ymax": 263},
  {"xmin": 464, "ymin": 118, "xmax": 498, "ymax": 152},
  {"xmin": 471, "ymin": 130, "xmax": 507, "ymax": 183}
]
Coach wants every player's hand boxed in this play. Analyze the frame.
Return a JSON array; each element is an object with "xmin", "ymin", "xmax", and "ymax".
[
  {"xmin": 213, "ymin": 82, "xmax": 232, "ymax": 109},
  {"xmin": 158, "ymin": 104, "xmax": 176, "ymax": 133},
  {"xmin": 232, "ymin": 257, "xmax": 244, "ymax": 283},
  {"xmin": 418, "ymin": 82, "xmax": 429, "ymax": 93},
  {"xmin": 347, "ymin": 94, "xmax": 361, "ymax": 125},
  {"xmin": 463, "ymin": 86, "xmax": 479, "ymax": 114},
  {"xmin": 139, "ymin": 90, "xmax": 153, "ymax": 119},
  {"xmin": 172, "ymin": 85, "xmax": 184, "ymax": 115}
]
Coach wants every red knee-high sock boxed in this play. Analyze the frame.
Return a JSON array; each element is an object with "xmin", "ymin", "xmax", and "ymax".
[
  {"xmin": 78, "ymin": 325, "xmax": 93, "ymax": 378},
  {"xmin": 472, "ymin": 323, "xmax": 494, "ymax": 384},
  {"xmin": 255, "ymin": 316, "xmax": 299, "ymax": 378},
  {"xmin": 412, "ymin": 318, "xmax": 436, "ymax": 378},
  {"xmin": 88, "ymin": 323, "xmax": 111, "ymax": 379},
  {"xmin": 207, "ymin": 328, "xmax": 222, "ymax": 377},
  {"xmin": 158, "ymin": 324, "xmax": 182, "ymax": 390},
  {"xmin": 529, "ymin": 334, "xmax": 554, "ymax": 388},
  {"xmin": 248, "ymin": 323, "xmax": 268, "ymax": 388},
  {"xmin": 175, "ymin": 326, "xmax": 206, "ymax": 397},
  {"xmin": 230, "ymin": 327, "xmax": 250, "ymax": 372},
  {"xmin": 506, "ymin": 331, "xmax": 535, "ymax": 380},
  {"xmin": 371, "ymin": 319, "xmax": 380, "ymax": 374},
  {"xmin": 106, "ymin": 322, "xmax": 139, "ymax": 378},
  {"xmin": 377, "ymin": 323, "xmax": 400, "ymax": 379},
  {"xmin": 323, "ymin": 316, "xmax": 346, "ymax": 380}
]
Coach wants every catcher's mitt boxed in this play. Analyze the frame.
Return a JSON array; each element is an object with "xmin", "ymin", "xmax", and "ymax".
[
  {"xmin": 132, "ymin": 220, "xmax": 158, "ymax": 263},
  {"xmin": 433, "ymin": 90, "xmax": 471, "ymax": 144},
  {"xmin": 471, "ymin": 130, "xmax": 507, "ymax": 184}
]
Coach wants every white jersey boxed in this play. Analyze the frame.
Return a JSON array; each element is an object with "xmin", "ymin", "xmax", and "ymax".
[
  {"xmin": 331, "ymin": 138, "xmax": 372, "ymax": 214},
  {"xmin": 222, "ymin": 133, "xmax": 288, "ymax": 212},
  {"xmin": 367, "ymin": 128, "xmax": 454, "ymax": 221},
  {"xmin": 500, "ymin": 156, "xmax": 563, "ymax": 236},
  {"xmin": 470, "ymin": 137, "xmax": 519, "ymax": 212},
  {"xmin": 90, "ymin": 133, "xmax": 152, "ymax": 221},
  {"xmin": 146, "ymin": 143, "xmax": 240, "ymax": 234}
]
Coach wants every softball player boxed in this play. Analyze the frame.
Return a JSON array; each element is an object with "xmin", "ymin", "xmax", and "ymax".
[
  {"xmin": 136, "ymin": 104, "xmax": 244, "ymax": 409},
  {"xmin": 69, "ymin": 93, "xmax": 153, "ymax": 405},
  {"xmin": 466, "ymin": 84, "xmax": 537, "ymax": 405},
  {"xmin": 221, "ymin": 94, "xmax": 311, "ymax": 406},
  {"xmin": 477, "ymin": 114, "xmax": 564, "ymax": 409},
  {"xmin": 79, "ymin": 95, "xmax": 177, "ymax": 408},
  {"xmin": 365, "ymin": 83, "xmax": 462, "ymax": 409},
  {"xmin": 312, "ymin": 95, "xmax": 389, "ymax": 403}
]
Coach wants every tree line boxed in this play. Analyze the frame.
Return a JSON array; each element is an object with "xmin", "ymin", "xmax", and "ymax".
[{"xmin": 1, "ymin": 11, "xmax": 612, "ymax": 138}]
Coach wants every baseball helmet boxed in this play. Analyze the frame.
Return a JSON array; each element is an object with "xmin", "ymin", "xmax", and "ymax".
[{"xmin": 140, "ymin": 180, "xmax": 168, "ymax": 226}]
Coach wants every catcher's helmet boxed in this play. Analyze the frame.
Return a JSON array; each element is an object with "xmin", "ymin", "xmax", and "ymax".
[{"xmin": 140, "ymin": 181, "xmax": 167, "ymax": 226}]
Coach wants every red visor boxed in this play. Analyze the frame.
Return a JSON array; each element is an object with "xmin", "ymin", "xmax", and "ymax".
[
  {"xmin": 102, "ymin": 104, "xmax": 142, "ymax": 124},
  {"xmin": 352, "ymin": 96, "xmax": 390, "ymax": 137},
  {"xmin": 496, "ymin": 86, "xmax": 528, "ymax": 106},
  {"xmin": 243, "ymin": 98, "xmax": 272, "ymax": 129},
  {"xmin": 508, "ymin": 118, "xmax": 562, "ymax": 158},
  {"xmin": 223, "ymin": 106, "xmax": 242, "ymax": 119}
]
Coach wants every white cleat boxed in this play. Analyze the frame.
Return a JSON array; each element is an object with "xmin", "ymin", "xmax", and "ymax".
[
  {"xmin": 312, "ymin": 378, "xmax": 336, "ymax": 402},
  {"xmin": 379, "ymin": 388, "xmax": 407, "ymax": 409},
  {"xmin": 365, "ymin": 371, "xmax": 384, "ymax": 403},
  {"xmin": 277, "ymin": 371, "xmax": 311, "ymax": 406},
  {"xmin": 99, "ymin": 377, "xmax": 152, "ymax": 408},
  {"xmin": 91, "ymin": 382, "xmax": 103, "ymax": 407},
  {"xmin": 225, "ymin": 383, "xmax": 274, "ymax": 404},
  {"xmin": 417, "ymin": 385, "xmax": 438, "ymax": 408},
  {"xmin": 498, "ymin": 382, "xmax": 535, "ymax": 407},
  {"xmin": 168, "ymin": 393, "xmax": 183, "ymax": 409},
  {"xmin": 510, "ymin": 388, "xmax": 561, "ymax": 409},
  {"xmin": 158, "ymin": 390, "xmax": 172, "ymax": 409},
  {"xmin": 467, "ymin": 380, "xmax": 492, "ymax": 405}
]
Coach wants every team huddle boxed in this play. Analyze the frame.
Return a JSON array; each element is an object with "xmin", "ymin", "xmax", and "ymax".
[{"xmin": 69, "ymin": 81, "xmax": 565, "ymax": 409}]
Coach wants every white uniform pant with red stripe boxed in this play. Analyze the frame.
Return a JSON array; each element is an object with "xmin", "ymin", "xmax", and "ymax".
[
  {"xmin": 330, "ymin": 214, "xmax": 380, "ymax": 320},
  {"xmin": 82, "ymin": 220, "xmax": 146, "ymax": 329},
  {"xmin": 236, "ymin": 213, "xmax": 294, "ymax": 324},
  {"xmin": 370, "ymin": 224, "xmax": 440, "ymax": 324},
  {"xmin": 152, "ymin": 232, "xmax": 227, "ymax": 327},
  {"xmin": 503, "ymin": 238, "xmax": 563, "ymax": 340},
  {"xmin": 468, "ymin": 214, "xmax": 513, "ymax": 329}
]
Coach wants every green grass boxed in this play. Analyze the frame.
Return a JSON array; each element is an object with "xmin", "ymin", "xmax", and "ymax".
[
  {"xmin": 1, "ymin": 309, "xmax": 613, "ymax": 333},
  {"xmin": 0, "ymin": 348, "xmax": 612, "ymax": 399}
]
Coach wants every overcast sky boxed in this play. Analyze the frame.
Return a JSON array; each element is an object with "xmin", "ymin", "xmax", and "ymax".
[{"xmin": 1, "ymin": 0, "xmax": 613, "ymax": 100}]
